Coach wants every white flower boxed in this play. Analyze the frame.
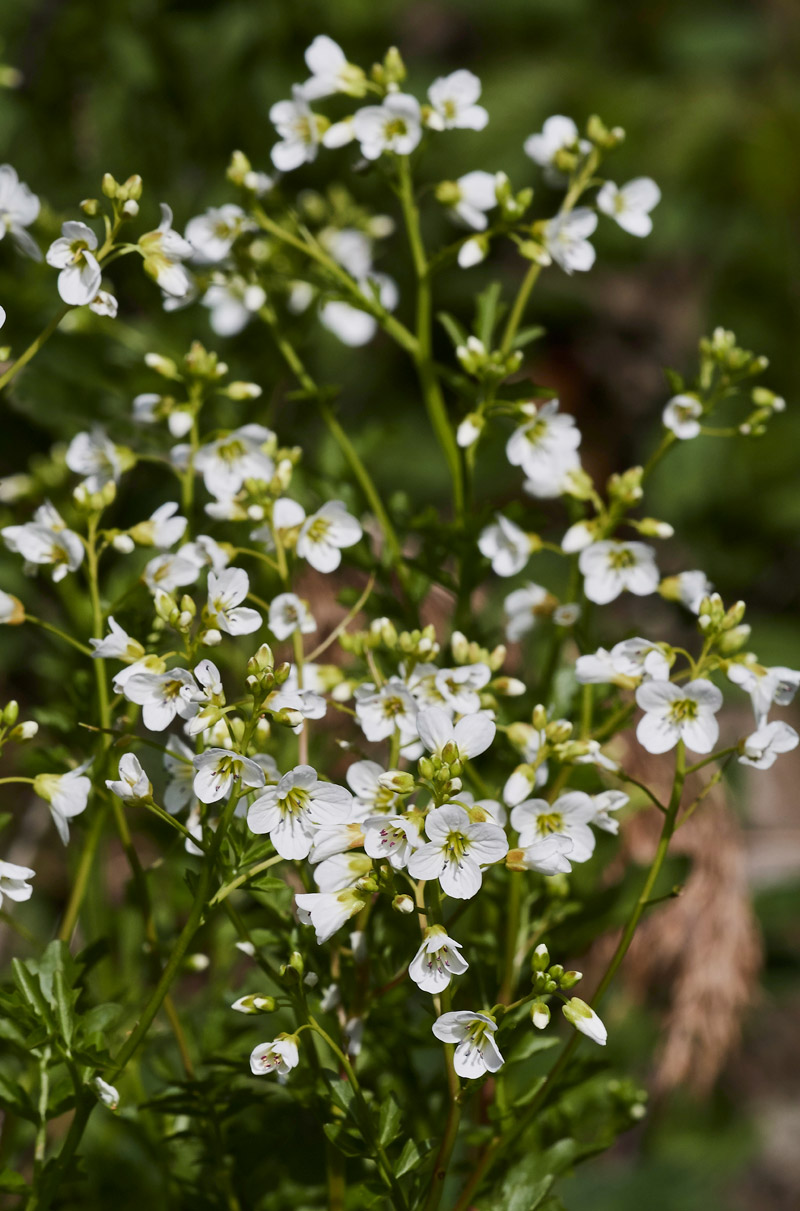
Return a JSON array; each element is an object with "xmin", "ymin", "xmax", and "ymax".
[
  {"xmin": 410, "ymin": 926, "xmax": 469, "ymax": 994},
  {"xmin": 250, "ymin": 497, "xmax": 306, "ymax": 548},
  {"xmin": 727, "ymin": 663, "xmax": 800, "ymax": 726},
  {"xmin": 194, "ymin": 424, "xmax": 275, "ymax": 499},
  {"xmin": 295, "ymin": 887, "xmax": 368, "ymax": 943},
  {"xmin": 123, "ymin": 667, "xmax": 199, "ymax": 731},
  {"xmin": 270, "ymin": 87, "xmax": 325, "ymax": 171},
  {"xmin": 443, "ymin": 171, "xmax": 498, "ymax": 230},
  {"xmin": 352, "ymin": 94, "xmax": 422, "ymax": 159},
  {"xmin": 192, "ymin": 748, "xmax": 265, "ymax": 805},
  {"xmin": 407, "ymin": 803, "xmax": 508, "ymax": 899},
  {"xmin": 576, "ymin": 637, "xmax": 670, "ymax": 685},
  {"xmin": 131, "ymin": 501, "xmax": 187, "ymax": 549},
  {"xmin": 426, "ymin": 70, "xmax": 488, "ymax": 131},
  {"xmin": 591, "ymin": 790, "xmax": 629, "ymax": 835},
  {"xmin": 434, "ymin": 664, "xmax": 491, "ymax": 715},
  {"xmin": 431, "ymin": 1011, "xmax": 503, "ymax": 1079},
  {"xmin": 164, "ymin": 735, "xmax": 196, "ymax": 814},
  {"xmin": 0, "ymin": 589, "xmax": 24, "ymax": 624},
  {"xmin": 457, "ymin": 413, "xmax": 484, "ymax": 448},
  {"xmin": 579, "ymin": 540, "xmax": 659, "ymax": 605},
  {"xmin": 105, "ymin": 753, "xmax": 152, "ymax": 802},
  {"xmin": 663, "ymin": 394, "xmax": 703, "ymax": 439},
  {"xmin": 66, "ymin": 428, "xmax": 121, "ymax": 493},
  {"xmin": 319, "ymin": 271, "xmax": 398, "ymax": 347},
  {"xmin": 510, "ymin": 834, "xmax": 574, "ymax": 875},
  {"xmin": 597, "ymin": 178, "xmax": 660, "ymax": 237},
  {"xmin": 562, "ymin": 997, "xmax": 607, "ymax": 1046},
  {"xmin": 2, "ymin": 502, "xmax": 84, "ymax": 583},
  {"xmin": 671, "ymin": 570, "xmax": 713, "ymax": 613},
  {"xmin": 207, "ymin": 567, "xmax": 261, "ymax": 636},
  {"xmin": 142, "ymin": 552, "xmax": 199, "ymax": 595},
  {"xmin": 0, "ymin": 859, "xmax": 35, "ymax": 909},
  {"xmin": 635, "ymin": 678, "xmax": 722, "ymax": 754},
  {"xmin": 417, "ymin": 706, "xmax": 496, "ymax": 762},
  {"xmin": 504, "ymin": 583, "xmax": 552, "ymax": 642},
  {"xmin": 247, "ymin": 764, "xmax": 352, "ymax": 860},
  {"xmin": 300, "ymin": 35, "xmax": 365, "ymax": 100},
  {"xmin": 478, "ymin": 514, "xmax": 532, "ymax": 577},
  {"xmin": 202, "ymin": 280, "xmax": 266, "ymax": 336},
  {"xmin": 511, "ymin": 792, "xmax": 596, "ymax": 863},
  {"xmin": 505, "ymin": 401, "xmax": 581, "ymax": 495},
  {"xmin": 92, "ymin": 1077, "xmax": 120, "ymax": 1110},
  {"xmin": 313, "ymin": 852, "xmax": 373, "ymax": 892},
  {"xmin": 297, "ymin": 501, "xmax": 362, "ymax": 572},
  {"xmin": 542, "ymin": 207, "xmax": 597, "ymax": 274},
  {"xmin": 89, "ymin": 289, "xmax": 118, "ymax": 318},
  {"xmin": 524, "ymin": 116, "xmax": 589, "ymax": 186},
  {"xmin": 268, "ymin": 592, "xmax": 317, "ymax": 641},
  {"xmin": 362, "ymin": 814, "xmax": 420, "ymax": 869},
  {"xmin": 33, "ymin": 763, "xmax": 92, "ymax": 844},
  {"xmin": 185, "ymin": 204, "xmax": 248, "ymax": 263},
  {"xmin": 139, "ymin": 203, "xmax": 194, "ymax": 298},
  {"xmin": 250, "ymin": 1035, "xmax": 299, "ymax": 1077},
  {"xmin": 354, "ymin": 679, "xmax": 420, "ymax": 744},
  {"xmin": 739, "ymin": 721, "xmax": 799, "ymax": 770},
  {"xmin": 346, "ymin": 759, "xmax": 401, "ymax": 816},
  {"xmin": 45, "ymin": 221, "xmax": 102, "ymax": 305},
  {"xmin": 0, "ymin": 164, "xmax": 41, "ymax": 259}
]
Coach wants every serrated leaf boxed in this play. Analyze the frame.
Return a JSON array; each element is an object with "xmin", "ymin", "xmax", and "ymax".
[{"xmin": 11, "ymin": 959, "xmax": 54, "ymax": 1028}]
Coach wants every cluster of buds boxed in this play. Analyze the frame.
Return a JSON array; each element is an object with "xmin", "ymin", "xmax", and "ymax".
[
  {"xmin": 73, "ymin": 477, "xmax": 122, "ymax": 515},
  {"xmin": 455, "ymin": 336, "xmax": 523, "ymax": 383},
  {"xmin": 155, "ymin": 590, "xmax": 196, "ymax": 635},
  {"xmin": 606, "ymin": 465, "xmax": 644, "ymax": 509},
  {"xmin": 0, "ymin": 700, "xmax": 38, "ymax": 751},
  {"xmin": 451, "ymin": 630, "xmax": 506, "ymax": 672},
  {"xmin": 529, "ymin": 943, "xmax": 582, "ymax": 1029},
  {"xmin": 740, "ymin": 386, "xmax": 786, "ymax": 437},
  {"xmin": 698, "ymin": 326, "xmax": 769, "ymax": 386},
  {"xmin": 341, "ymin": 619, "xmax": 440, "ymax": 664},
  {"xmin": 80, "ymin": 172, "xmax": 143, "ymax": 220},
  {"xmin": 697, "ymin": 594, "xmax": 750, "ymax": 654},
  {"xmin": 246, "ymin": 643, "xmax": 291, "ymax": 702}
]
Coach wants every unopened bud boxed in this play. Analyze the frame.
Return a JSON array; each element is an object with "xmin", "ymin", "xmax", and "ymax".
[
  {"xmin": 231, "ymin": 994, "xmax": 276, "ymax": 1014},
  {"xmin": 532, "ymin": 943, "xmax": 550, "ymax": 971},
  {"xmin": 392, "ymin": 894, "xmax": 415, "ymax": 915}
]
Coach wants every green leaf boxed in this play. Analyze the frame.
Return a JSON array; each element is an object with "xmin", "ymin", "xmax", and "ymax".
[
  {"xmin": 11, "ymin": 959, "xmax": 54, "ymax": 1029},
  {"xmin": 377, "ymin": 1092, "xmax": 403, "ymax": 1147},
  {"xmin": 393, "ymin": 1137, "xmax": 420, "ymax": 1178},
  {"xmin": 507, "ymin": 1033, "xmax": 560, "ymax": 1064},
  {"xmin": 475, "ymin": 281, "xmax": 504, "ymax": 347},
  {"xmin": 0, "ymin": 1170, "xmax": 29, "ymax": 1193},
  {"xmin": 323, "ymin": 1119, "xmax": 366, "ymax": 1158},
  {"xmin": 0, "ymin": 1074, "xmax": 37, "ymax": 1122},
  {"xmin": 53, "ymin": 969, "xmax": 75, "ymax": 1048},
  {"xmin": 511, "ymin": 325, "xmax": 546, "ymax": 349},
  {"xmin": 437, "ymin": 311, "xmax": 468, "ymax": 349}
]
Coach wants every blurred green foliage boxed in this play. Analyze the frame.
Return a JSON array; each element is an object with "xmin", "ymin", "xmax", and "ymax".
[{"xmin": 1, "ymin": 2, "xmax": 799, "ymax": 1208}]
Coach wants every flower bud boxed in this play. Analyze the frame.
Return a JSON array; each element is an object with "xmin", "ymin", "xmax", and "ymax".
[
  {"xmin": 559, "ymin": 970, "xmax": 582, "ymax": 989},
  {"xmin": 562, "ymin": 997, "xmax": 607, "ymax": 1046},
  {"xmin": 144, "ymin": 352, "xmax": 181, "ymax": 380},
  {"xmin": 226, "ymin": 381, "xmax": 263, "ymax": 400},
  {"xmin": 113, "ymin": 533, "xmax": 135, "ymax": 553},
  {"xmin": 377, "ymin": 770, "xmax": 416, "ymax": 794},
  {"xmin": 3, "ymin": 700, "xmax": 19, "ymax": 726},
  {"xmin": 531, "ymin": 1000, "xmax": 550, "ymax": 1029},
  {"xmin": 392, "ymin": 894, "xmax": 415, "ymax": 915},
  {"xmin": 201, "ymin": 628, "xmax": 222, "ymax": 647},
  {"xmin": 532, "ymin": 943, "xmax": 550, "ymax": 971},
  {"xmin": 185, "ymin": 953, "xmax": 210, "ymax": 972},
  {"xmin": 231, "ymin": 994, "xmax": 276, "ymax": 1014},
  {"xmin": 10, "ymin": 721, "xmax": 38, "ymax": 741},
  {"xmin": 122, "ymin": 199, "xmax": 139, "ymax": 217},
  {"xmin": 101, "ymin": 172, "xmax": 119, "ymax": 197}
]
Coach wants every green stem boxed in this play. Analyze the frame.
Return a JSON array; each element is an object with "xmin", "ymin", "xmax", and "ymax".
[
  {"xmin": 500, "ymin": 263, "xmax": 542, "ymax": 355},
  {"xmin": 0, "ymin": 306, "xmax": 72, "ymax": 393},
  {"xmin": 25, "ymin": 615, "xmax": 94, "ymax": 656}
]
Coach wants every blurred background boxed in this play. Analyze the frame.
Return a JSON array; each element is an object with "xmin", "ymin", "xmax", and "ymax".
[{"xmin": 1, "ymin": 1, "xmax": 799, "ymax": 1208}]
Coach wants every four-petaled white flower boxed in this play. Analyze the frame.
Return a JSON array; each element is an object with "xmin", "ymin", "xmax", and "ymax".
[
  {"xmin": 203, "ymin": 279, "xmax": 266, "ymax": 336},
  {"xmin": 739, "ymin": 721, "xmax": 799, "ymax": 770},
  {"xmin": 506, "ymin": 401, "xmax": 582, "ymax": 497},
  {"xmin": 407, "ymin": 803, "xmax": 508, "ymax": 899},
  {"xmin": 352, "ymin": 94, "xmax": 422, "ymax": 159},
  {"xmin": 296, "ymin": 501, "xmax": 362, "ymax": 573},
  {"xmin": 362, "ymin": 814, "xmax": 420, "ymax": 869},
  {"xmin": 663, "ymin": 394, "xmax": 703, "ymax": 440},
  {"xmin": 504, "ymin": 583, "xmax": 553, "ymax": 642},
  {"xmin": 727, "ymin": 662, "xmax": 800, "ymax": 726},
  {"xmin": 269, "ymin": 592, "xmax": 317, "ymax": 641},
  {"xmin": 192, "ymin": 748, "xmax": 266, "ymax": 804},
  {"xmin": 355, "ymin": 679, "xmax": 420, "ymax": 744},
  {"xmin": 185, "ymin": 204, "xmax": 249, "ymax": 263},
  {"xmin": 591, "ymin": 790, "xmax": 629, "ymax": 834},
  {"xmin": 123, "ymin": 667, "xmax": 199, "ymax": 731},
  {"xmin": 579, "ymin": 540, "xmax": 659, "ymax": 605},
  {"xmin": 635, "ymin": 678, "xmax": 722, "ymax": 754},
  {"xmin": 524, "ymin": 115, "xmax": 589, "ymax": 186},
  {"xmin": 511, "ymin": 792, "xmax": 596, "ymax": 863},
  {"xmin": 426, "ymin": 70, "xmax": 488, "ymax": 131},
  {"xmin": 417, "ymin": 707, "xmax": 496, "ymax": 763},
  {"xmin": 106, "ymin": 753, "xmax": 152, "ymax": 802},
  {"xmin": 138, "ymin": 203, "xmax": 194, "ymax": 298},
  {"xmin": 33, "ymin": 763, "xmax": 92, "ymax": 844},
  {"xmin": 478, "ymin": 514, "xmax": 532, "ymax": 577},
  {"xmin": 46, "ymin": 221, "xmax": 102, "ymax": 305},
  {"xmin": 597, "ymin": 178, "xmax": 661, "ymax": 236},
  {"xmin": 250, "ymin": 1034, "xmax": 299, "ymax": 1077},
  {"xmin": 129, "ymin": 501, "xmax": 187, "ymax": 549},
  {"xmin": 0, "ymin": 859, "xmax": 35, "ymax": 909},
  {"xmin": 270, "ymin": 87, "xmax": 326, "ymax": 171},
  {"xmin": 2, "ymin": 502, "xmax": 84, "ymax": 582},
  {"xmin": 300, "ymin": 35, "xmax": 365, "ymax": 100},
  {"xmin": 207, "ymin": 567, "xmax": 261, "ymax": 636},
  {"xmin": 295, "ymin": 887, "xmax": 368, "ymax": 944},
  {"xmin": 443, "ymin": 171, "xmax": 498, "ymax": 230},
  {"xmin": 431, "ymin": 1010, "xmax": 503, "ymax": 1079},
  {"xmin": 66, "ymin": 428, "xmax": 121, "ymax": 493},
  {"xmin": 247, "ymin": 764, "xmax": 353, "ymax": 860},
  {"xmin": 576, "ymin": 637, "xmax": 670, "ymax": 686},
  {"xmin": 0, "ymin": 164, "xmax": 41, "ymax": 259},
  {"xmin": 509, "ymin": 833, "xmax": 574, "ymax": 875},
  {"xmin": 542, "ymin": 208, "xmax": 597, "ymax": 274},
  {"xmin": 194, "ymin": 424, "xmax": 275, "ymax": 499},
  {"xmin": 434, "ymin": 664, "xmax": 491, "ymax": 716},
  {"xmin": 345, "ymin": 759, "xmax": 402, "ymax": 816},
  {"xmin": 410, "ymin": 925, "xmax": 469, "ymax": 994}
]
